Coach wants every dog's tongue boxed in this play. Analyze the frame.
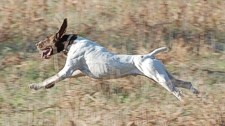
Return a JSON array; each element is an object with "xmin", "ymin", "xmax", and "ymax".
[{"xmin": 41, "ymin": 48, "xmax": 52, "ymax": 59}]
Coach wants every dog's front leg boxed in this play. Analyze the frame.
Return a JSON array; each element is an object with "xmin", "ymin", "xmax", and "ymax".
[
  {"xmin": 30, "ymin": 60, "xmax": 78, "ymax": 90},
  {"xmin": 29, "ymin": 75, "xmax": 60, "ymax": 90},
  {"xmin": 68, "ymin": 70, "xmax": 86, "ymax": 78}
]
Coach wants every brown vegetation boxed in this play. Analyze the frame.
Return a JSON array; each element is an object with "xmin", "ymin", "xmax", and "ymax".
[{"xmin": 0, "ymin": 0, "xmax": 225, "ymax": 125}]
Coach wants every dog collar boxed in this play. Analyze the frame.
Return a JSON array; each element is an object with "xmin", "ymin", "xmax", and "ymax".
[{"xmin": 63, "ymin": 34, "xmax": 77, "ymax": 55}]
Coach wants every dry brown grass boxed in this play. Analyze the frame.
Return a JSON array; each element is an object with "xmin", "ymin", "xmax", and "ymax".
[{"xmin": 0, "ymin": 0, "xmax": 225, "ymax": 125}]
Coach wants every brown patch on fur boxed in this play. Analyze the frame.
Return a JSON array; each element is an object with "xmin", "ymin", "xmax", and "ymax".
[{"xmin": 36, "ymin": 18, "xmax": 69, "ymax": 58}]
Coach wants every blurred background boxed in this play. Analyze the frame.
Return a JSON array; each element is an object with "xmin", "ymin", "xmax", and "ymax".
[{"xmin": 0, "ymin": 0, "xmax": 225, "ymax": 125}]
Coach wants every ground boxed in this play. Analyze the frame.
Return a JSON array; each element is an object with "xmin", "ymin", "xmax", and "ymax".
[{"xmin": 0, "ymin": 0, "xmax": 225, "ymax": 125}]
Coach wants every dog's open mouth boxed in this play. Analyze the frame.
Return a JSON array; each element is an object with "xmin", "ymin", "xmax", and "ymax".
[{"xmin": 41, "ymin": 48, "xmax": 53, "ymax": 59}]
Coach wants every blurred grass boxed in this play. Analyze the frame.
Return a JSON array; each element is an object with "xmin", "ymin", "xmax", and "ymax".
[{"xmin": 0, "ymin": 0, "xmax": 225, "ymax": 125}]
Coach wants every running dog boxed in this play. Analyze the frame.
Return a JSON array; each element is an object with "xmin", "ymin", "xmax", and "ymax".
[{"xmin": 30, "ymin": 18, "xmax": 199, "ymax": 101}]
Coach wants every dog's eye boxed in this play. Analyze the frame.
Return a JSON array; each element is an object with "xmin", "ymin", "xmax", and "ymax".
[
  {"xmin": 44, "ymin": 41, "xmax": 48, "ymax": 44},
  {"xmin": 46, "ymin": 36, "xmax": 53, "ymax": 41}
]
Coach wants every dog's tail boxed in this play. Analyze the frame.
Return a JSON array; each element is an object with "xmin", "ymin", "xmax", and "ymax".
[{"xmin": 147, "ymin": 47, "xmax": 168, "ymax": 58}]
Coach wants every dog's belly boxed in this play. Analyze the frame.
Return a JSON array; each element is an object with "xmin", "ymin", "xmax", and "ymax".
[{"xmin": 80, "ymin": 55, "xmax": 143, "ymax": 79}]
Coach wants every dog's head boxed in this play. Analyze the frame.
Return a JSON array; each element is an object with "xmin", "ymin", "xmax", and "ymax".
[{"xmin": 36, "ymin": 18, "xmax": 67, "ymax": 59}]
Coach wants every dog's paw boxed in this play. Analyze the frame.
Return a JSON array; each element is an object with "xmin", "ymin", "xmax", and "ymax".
[
  {"xmin": 29, "ymin": 84, "xmax": 40, "ymax": 90},
  {"xmin": 190, "ymin": 86, "xmax": 199, "ymax": 94}
]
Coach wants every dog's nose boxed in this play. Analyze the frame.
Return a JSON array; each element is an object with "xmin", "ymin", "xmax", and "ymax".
[{"xmin": 36, "ymin": 43, "xmax": 38, "ymax": 46}]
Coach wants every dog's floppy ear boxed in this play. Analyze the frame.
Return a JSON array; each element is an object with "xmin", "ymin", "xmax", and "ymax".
[{"xmin": 55, "ymin": 18, "xmax": 67, "ymax": 41}]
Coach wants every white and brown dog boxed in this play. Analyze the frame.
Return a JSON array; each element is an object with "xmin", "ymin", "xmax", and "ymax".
[{"xmin": 30, "ymin": 18, "xmax": 198, "ymax": 101}]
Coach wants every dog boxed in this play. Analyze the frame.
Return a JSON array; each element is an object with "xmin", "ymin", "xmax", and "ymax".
[{"xmin": 30, "ymin": 18, "xmax": 199, "ymax": 101}]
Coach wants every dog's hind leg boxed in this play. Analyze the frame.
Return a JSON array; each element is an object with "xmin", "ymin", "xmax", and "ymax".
[
  {"xmin": 136, "ymin": 58, "xmax": 183, "ymax": 101},
  {"xmin": 159, "ymin": 81, "xmax": 184, "ymax": 101},
  {"xmin": 173, "ymin": 80, "xmax": 199, "ymax": 94},
  {"xmin": 166, "ymin": 71, "xmax": 199, "ymax": 94}
]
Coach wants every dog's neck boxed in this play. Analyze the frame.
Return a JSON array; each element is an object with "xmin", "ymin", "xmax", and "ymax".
[{"xmin": 55, "ymin": 34, "xmax": 77, "ymax": 55}]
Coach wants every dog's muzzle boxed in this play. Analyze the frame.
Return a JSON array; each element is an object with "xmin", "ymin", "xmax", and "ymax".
[{"xmin": 41, "ymin": 48, "xmax": 53, "ymax": 59}]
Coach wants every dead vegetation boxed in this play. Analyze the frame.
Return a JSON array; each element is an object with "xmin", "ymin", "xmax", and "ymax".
[{"xmin": 0, "ymin": 0, "xmax": 225, "ymax": 125}]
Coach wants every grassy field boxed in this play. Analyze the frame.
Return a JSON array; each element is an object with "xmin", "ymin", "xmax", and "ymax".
[{"xmin": 0, "ymin": 0, "xmax": 225, "ymax": 125}]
